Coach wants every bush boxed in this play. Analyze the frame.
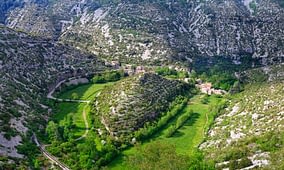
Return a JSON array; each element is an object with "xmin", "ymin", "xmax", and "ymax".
[
  {"xmin": 126, "ymin": 142, "xmax": 190, "ymax": 170},
  {"xmin": 166, "ymin": 109, "xmax": 193, "ymax": 137},
  {"xmin": 92, "ymin": 70, "xmax": 125, "ymax": 83},
  {"xmin": 134, "ymin": 97, "xmax": 188, "ymax": 140},
  {"xmin": 155, "ymin": 67, "xmax": 189, "ymax": 79},
  {"xmin": 165, "ymin": 125, "xmax": 176, "ymax": 138}
]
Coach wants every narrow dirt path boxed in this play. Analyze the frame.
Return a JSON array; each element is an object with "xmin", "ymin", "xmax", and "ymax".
[
  {"xmin": 47, "ymin": 80, "xmax": 91, "ymax": 140},
  {"xmin": 203, "ymin": 112, "xmax": 209, "ymax": 136},
  {"xmin": 75, "ymin": 104, "xmax": 89, "ymax": 141}
]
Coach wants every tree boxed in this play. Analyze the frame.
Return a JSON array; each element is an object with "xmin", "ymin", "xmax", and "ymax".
[
  {"xmin": 46, "ymin": 121, "xmax": 60, "ymax": 141},
  {"xmin": 229, "ymin": 81, "xmax": 242, "ymax": 94},
  {"xmin": 71, "ymin": 92, "xmax": 79, "ymax": 100},
  {"xmin": 165, "ymin": 125, "xmax": 176, "ymax": 138},
  {"xmin": 126, "ymin": 142, "xmax": 189, "ymax": 170}
]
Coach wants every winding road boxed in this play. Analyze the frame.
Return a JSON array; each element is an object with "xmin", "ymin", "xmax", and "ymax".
[
  {"xmin": 47, "ymin": 79, "xmax": 91, "ymax": 140},
  {"xmin": 33, "ymin": 133, "xmax": 71, "ymax": 170},
  {"xmin": 35, "ymin": 78, "xmax": 92, "ymax": 170}
]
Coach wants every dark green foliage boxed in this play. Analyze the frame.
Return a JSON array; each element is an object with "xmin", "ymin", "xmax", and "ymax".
[
  {"xmin": 155, "ymin": 67, "xmax": 189, "ymax": 79},
  {"xmin": 46, "ymin": 131, "xmax": 118, "ymax": 169},
  {"xmin": 249, "ymin": 1, "xmax": 257, "ymax": 14},
  {"xmin": 240, "ymin": 69, "xmax": 268, "ymax": 83},
  {"xmin": 17, "ymin": 136, "xmax": 41, "ymax": 169},
  {"xmin": 92, "ymin": 70, "xmax": 125, "ymax": 83},
  {"xmin": 165, "ymin": 109, "xmax": 194, "ymax": 137},
  {"xmin": 229, "ymin": 81, "xmax": 243, "ymax": 94},
  {"xmin": 192, "ymin": 56, "xmax": 265, "ymax": 90},
  {"xmin": 126, "ymin": 142, "xmax": 214, "ymax": 170},
  {"xmin": 45, "ymin": 121, "xmax": 61, "ymax": 141},
  {"xmin": 126, "ymin": 142, "xmax": 190, "ymax": 170},
  {"xmin": 134, "ymin": 97, "xmax": 188, "ymax": 140},
  {"xmin": 156, "ymin": 67, "xmax": 178, "ymax": 76}
]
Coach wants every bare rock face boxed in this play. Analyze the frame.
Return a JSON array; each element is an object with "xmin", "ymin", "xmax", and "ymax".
[{"xmin": 1, "ymin": 0, "xmax": 283, "ymax": 65}]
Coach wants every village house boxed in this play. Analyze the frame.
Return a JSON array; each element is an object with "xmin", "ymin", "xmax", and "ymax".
[{"xmin": 196, "ymin": 81, "xmax": 227, "ymax": 95}]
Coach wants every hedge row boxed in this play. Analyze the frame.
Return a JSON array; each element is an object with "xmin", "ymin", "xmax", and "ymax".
[
  {"xmin": 165, "ymin": 109, "xmax": 194, "ymax": 137},
  {"xmin": 134, "ymin": 96, "xmax": 188, "ymax": 141}
]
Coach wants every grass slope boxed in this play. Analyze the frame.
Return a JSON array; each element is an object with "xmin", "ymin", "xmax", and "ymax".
[
  {"xmin": 108, "ymin": 95, "xmax": 222, "ymax": 169},
  {"xmin": 52, "ymin": 83, "xmax": 113, "ymax": 138},
  {"xmin": 58, "ymin": 82, "xmax": 114, "ymax": 100}
]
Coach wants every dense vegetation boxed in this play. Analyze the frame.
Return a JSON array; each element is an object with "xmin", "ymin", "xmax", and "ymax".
[
  {"xmin": 94, "ymin": 73, "xmax": 193, "ymax": 142},
  {"xmin": 43, "ymin": 82, "xmax": 121, "ymax": 169},
  {"xmin": 92, "ymin": 70, "xmax": 126, "ymax": 83},
  {"xmin": 108, "ymin": 94, "xmax": 226, "ymax": 169},
  {"xmin": 165, "ymin": 109, "xmax": 194, "ymax": 137},
  {"xmin": 155, "ymin": 67, "xmax": 189, "ymax": 79},
  {"xmin": 192, "ymin": 56, "xmax": 265, "ymax": 91},
  {"xmin": 125, "ymin": 142, "xmax": 214, "ymax": 170},
  {"xmin": 134, "ymin": 96, "xmax": 188, "ymax": 140}
]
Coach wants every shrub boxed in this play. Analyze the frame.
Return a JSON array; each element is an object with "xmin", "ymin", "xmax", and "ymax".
[
  {"xmin": 92, "ymin": 70, "xmax": 125, "ymax": 83},
  {"xmin": 166, "ymin": 109, "xmax": 193, "ymax": 137},
  {"xmin": 135, "ymin": 97, "xmax": 188, "ymax": 140}
]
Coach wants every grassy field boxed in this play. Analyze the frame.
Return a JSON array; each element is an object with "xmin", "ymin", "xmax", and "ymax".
[
  {"xmin": 58, "ymin": 82, "xmax": 114, "ymax": 100},
  {"xmin": 107, "ymin": 95, "xmax": 222, "ymax": 169},
  {"xmin": 52, "ymin": 82, "xmax": 114, "ymax": 138},
  {"xmin": 53, "ymin": 102, "xmax": 87, "ymax": 138}
]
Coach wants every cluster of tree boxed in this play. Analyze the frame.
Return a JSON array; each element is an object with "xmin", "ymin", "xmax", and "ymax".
[
  {"xmin": 134, "ymin": 96, "xmax": 188, "ymax": 141},
  {"xmin": 155, "ymin": 67, "xmax": 189, "ymax": 79},
  {"xmin": 204, "ymin": 99, "xmax": 228, "ymax": 133},
  {"xmin": 45, "ymin": 115, "xmax": 75, "ymax": 142},
  {"xmin": 46, "ymin": 124, "xmax": 119, "ymax": 169},
  {"xmin": 92, "ymin": 70, "xmax": 125, "ymax": 83},
  {"xmin": 16, "ymin": 134, "xmax": 42, "ymax": 170},
  {"xmin": 125, "ymin": 141, "xmax": 214, "ymax": 170},
  {"xmin": 199, "ymin": 72, "xmax": 236, "ymax": 91},
  {"xmin": 165, "ymin": 109, "xmax": 194, "ymax": 137}
]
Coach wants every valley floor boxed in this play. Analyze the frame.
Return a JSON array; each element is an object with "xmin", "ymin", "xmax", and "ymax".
[{"xmin": 107, "ymin": 94, "xmax": 223, "ymax": 169}]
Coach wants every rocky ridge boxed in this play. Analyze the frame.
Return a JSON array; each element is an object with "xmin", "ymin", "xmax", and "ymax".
[
  {"xmin": 0, "ymin": 0, "xmax": 283, "ymax": 65},
  {"xmin": 0, "ymin": 25, "xmax": 102, "ymax": 159},
  {"xmin": 94, "ymin": 73, "xmax": 189, "ymax": 140}
]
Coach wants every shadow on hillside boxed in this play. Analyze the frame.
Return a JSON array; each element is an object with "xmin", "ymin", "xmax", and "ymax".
[
  {"xmin": 172, "ymin": 130, "xmax": 185, "ymax": 138},
  {"xmin": 171, "ymin": 112, "xmax": 200, "ymax": 138},
  {"xmin": 183, "ymin": 112, "xmax": 200, "ymax": 127}
]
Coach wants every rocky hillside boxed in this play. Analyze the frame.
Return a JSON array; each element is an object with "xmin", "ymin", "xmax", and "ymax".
[
  {"xmin": 0, "ymin": 25, "xmax": 102, "ymax": 160},
  {"xmin": 94, "ymin": 73, "xmax": 189, "ymax": 140},
  {"xmin": 200, "ymin": 78, "xmax": 284, "ymax": 169},
  {"xmin": 0, "ymin": 0, "xmax": 283, "ymax": 65}
]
